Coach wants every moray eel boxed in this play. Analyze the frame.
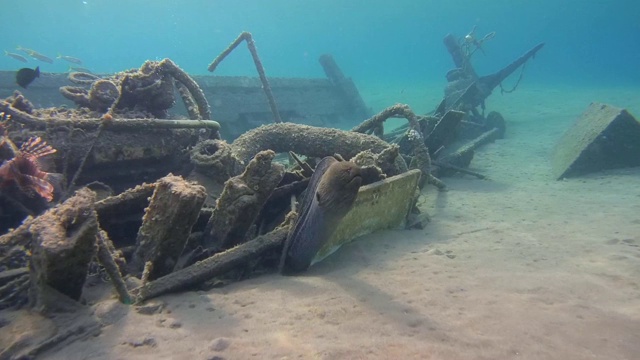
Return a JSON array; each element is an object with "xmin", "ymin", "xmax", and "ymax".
[{"xmin": 281, "ymin": 156, "xmax": 363, "ymax": 274}]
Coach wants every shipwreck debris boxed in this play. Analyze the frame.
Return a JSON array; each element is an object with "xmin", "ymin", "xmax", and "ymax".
[
  {"xmin": 352, "ymin": 103, "xmax": 421, "ymax": 138},
  {"xmin": 190, "ymin": 139, "xmax": 244, "ymax": 185},
  {"xmin": 437, "ymin": 127, "xmax": 502, "ymax": 172},
  {"xmin": 0, "ymin": 102, "xmax": 220, "ymax": 131},
  {"xmin": 432, "ymin": 27, "xmax": 543, "ymax": 157},
  {"xmin": 351, "ymin": 103, "xmax": 433, "ymax": 188},
  {"xmin": 438, "ymin": 32, "xmax": 544, "ymax": 117},
  {"xmin": 379, "ymin": 29, "xmax": 543, "ymax": 182},
  {"xmin": 132, "ymin": 175, "xmax": 207, "ymax": 280},
  {"xmin": 29, "ymin": 188, "xmax": 98, "ymax": 311},
  {"xmin": 202, "ymin": 150, "xmax": 285, "ymax": 251},
  {"xmin": 0, "ymin": 55, "xmax": 370, "ymax": 141},
  {"xmin": 95, "ymin": 182, "xmax": 156, "ymax": 246},
  {"xmin": 0, "ymin": 26, "xmax": 543, "ymax": 359},
  {"xmin": 232, "ymin": 122, "xmax": 408, "ymax": 174},
  {"xmin": 319, "ymin": 54, "xmax": 371, "ymax": 121},
  {"xmin": 0, "ymin": 95, "xmax": 218, "ymax": 196},
  {"xmin": 460, "ymin": 25, "xmax": 496, "ymax": 58},
  {"xmin": 0, "ymin": 267, "xmax": 29, "ymax": 310},
  {"xmin": 208, "ymin": 31, "xmax": 282, "ymax": 124},
  {"xmin": 61, "ymin": 58, "xmax": 212, "ymax": 121},
  {"xmin": 96, "ymin": 229, "xmax": 131, "ymax": 304},
  {"xmin": 0, "ymin": 25, "xmax": 475, "ymax": 360},
  {"xmin": 132, "ymin": 220, "xmax": 293, "ymax": 303},
  {"xmin": 551, "ymin": 103, "xmax": 640, "ymax": 179}
]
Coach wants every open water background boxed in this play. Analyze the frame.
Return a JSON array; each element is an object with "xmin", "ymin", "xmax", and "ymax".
[{"xmin": 1, "ymin": 0, "xmax": 638, "ymax": 88}]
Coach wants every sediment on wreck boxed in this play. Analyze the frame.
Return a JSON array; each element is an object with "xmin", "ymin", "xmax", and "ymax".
[
  {"xmin": 28, "ymin": 188, "xmax": 98, "ymax": 312},
  {"xmin": 132, "ymin": 221, "xmax": 292, "ymax": 303},
  {"xmin": 131, "ymin": 175, "xmax": 207, "ymax": 280},
  {"xmin": 189, "ymin": 122, "xmax": 410, "ymax": 192},
  {"xmin": 59, "ymin": 58, "xmax": 212, "ymax": 121},
  {"xmin": 202, "ymin": 150, "xmax": 285, "ymax": 250},
  {"xmin": 231, "ymin": 123, "xmax": 394, "ymax": 163}
]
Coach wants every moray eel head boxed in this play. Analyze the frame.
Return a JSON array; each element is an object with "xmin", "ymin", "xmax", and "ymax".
[
  {"xmin": 281, "ymin": 159, "xmax": 363, "ymax": 274},
  {"xmin": 316, "ymin": 160, "xmax": 362, "ymax": 216}
]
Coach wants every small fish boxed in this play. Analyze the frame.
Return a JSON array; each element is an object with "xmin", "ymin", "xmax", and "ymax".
[
  {"xmin": 16, "ymin": 66, "xmax": 40, "ymax": 88},
  {"xmin": 68, "ymin": 66, "xmax": 92, "ymax": 73},
  {"xmin": 16, "ymin": 45, "xmax": 36, "ymax": 55},
  {"xmin": 57, "ymin": 54, "xmax": 83, "ymax": 65},
  {"xmin": 4, "ymin": 50, "xmax": 28, "ymax": 63},
  {"xmin": 28, "ymin": 52, "xmax": 53, "ymax": 64}
]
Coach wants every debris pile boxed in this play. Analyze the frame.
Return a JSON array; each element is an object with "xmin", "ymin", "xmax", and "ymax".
[{"xmin": 0, "ymin": 29, "xmax": 546, "ymax": 358}]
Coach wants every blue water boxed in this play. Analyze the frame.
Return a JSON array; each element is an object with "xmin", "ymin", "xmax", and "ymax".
[{"xmin": 2, "ymin": 0, "xmax": 639, "ymax": 87}]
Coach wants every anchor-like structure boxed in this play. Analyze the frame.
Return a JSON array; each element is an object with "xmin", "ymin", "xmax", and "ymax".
[{"xmin": 436, "ymin": 31, "xmax": 545, "ymax": 118}]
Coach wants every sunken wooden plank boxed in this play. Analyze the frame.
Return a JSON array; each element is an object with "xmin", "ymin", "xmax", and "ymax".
[
  {"xmin": 314, "ymin": 169, "xmax": 421, "ymax": 263},
  {"xmin": 202, "ymin": 150, "xmax": 284, "ymax": 251},
  {"xmin": 132, "ymin": 175, "xmax": 206, "ymax": 280},
  {"xmin": 132, "ymin": 224, "xmax": 291, "ymax": 303},
  {"xmin": 0, "ymin": 68, "xmax": 369, "ymax": 140},
  {"xmin": 29, "ymin": 188, "xmax": 98, "ymax": 309}
]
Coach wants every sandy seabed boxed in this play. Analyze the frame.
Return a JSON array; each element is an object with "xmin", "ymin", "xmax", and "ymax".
[{"xmin": 5, "ymin": 83, "xmax": 640, "ymax": 360}]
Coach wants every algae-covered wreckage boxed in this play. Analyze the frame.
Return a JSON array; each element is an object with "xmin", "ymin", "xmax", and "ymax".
[{"xmin": 0, "ymin": 30, "xmax": 543, "ymax": 357}]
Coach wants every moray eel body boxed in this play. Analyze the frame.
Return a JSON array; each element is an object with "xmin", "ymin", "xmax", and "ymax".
[{"xmin": 281, "ymin": 156, "xmax": 363, "ymax": 274}]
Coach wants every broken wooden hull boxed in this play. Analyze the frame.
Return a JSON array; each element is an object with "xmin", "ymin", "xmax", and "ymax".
[{"xmin": 0, "ymin": 69, "xmax": 370, "ymax": 140}]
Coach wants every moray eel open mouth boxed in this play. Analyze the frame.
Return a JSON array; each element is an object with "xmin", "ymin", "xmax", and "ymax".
[{"xmin": 280, "ymin": 157, "xmax": 363, "ymax": 274}]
